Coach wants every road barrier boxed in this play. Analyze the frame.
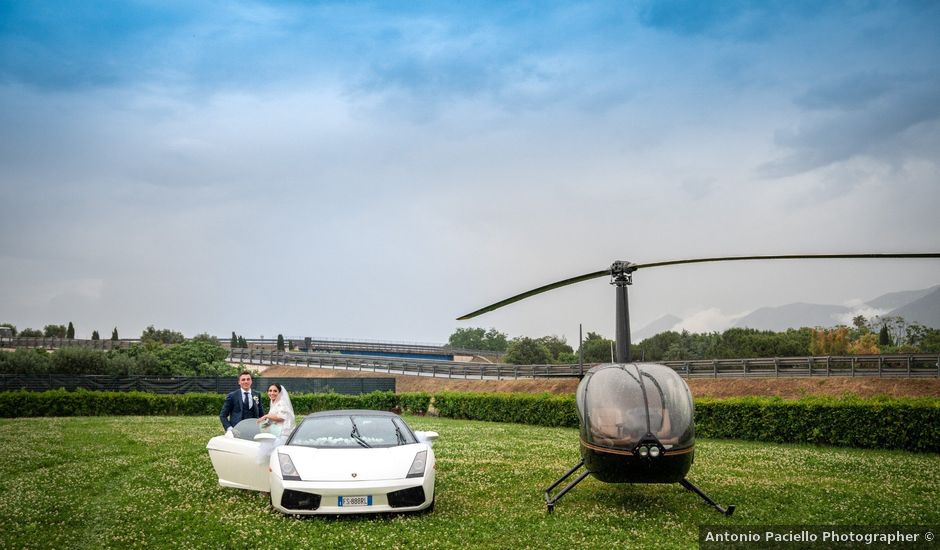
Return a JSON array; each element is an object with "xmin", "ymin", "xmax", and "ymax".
[{"xmin": 227, "ymin": 348, "xmax": 940, "ymax": 380}]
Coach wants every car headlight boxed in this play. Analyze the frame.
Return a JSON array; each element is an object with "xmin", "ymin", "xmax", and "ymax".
[
  {"xmin": 278, "ymin": 452, "xmax": 301, "ymax": 481},
  {"xmin": 406, "ymin": 450, "xmax": 427, "ymax": 478}
]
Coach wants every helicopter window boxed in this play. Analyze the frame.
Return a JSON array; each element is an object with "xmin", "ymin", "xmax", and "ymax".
[
  {"xmin": 642, "ymin": 367, "xmax": 694, "ymax": 448},
  {"xmin": 580, "ymin": 365, "xmax": 694, "ymax": 450},
  {"xmin": 581, "ymin": 366, "xmax": 648, "ymax": 447}
]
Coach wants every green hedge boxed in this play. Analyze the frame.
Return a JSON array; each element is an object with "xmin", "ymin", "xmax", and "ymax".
[
  {"xmin": 0, "ymin": 390, "xmax": 431, "ymax": 419},
  {"xmin": 694, "ymin": 396, "xmax": 940, "ymax": 453},
  {"xmin": 433, "ymin": 391, "xmax": 579, "ymax": 428},
  {"xmin": 432, "ymin": 392, "xmax": 940, "ymax": 452},
  {"xmin": 2, "ymin": 389, "xmax": 936, "ymax": 452},
  {"xmin": 0, "ymin": 389, "xmax": 224, "ymax": 417}
]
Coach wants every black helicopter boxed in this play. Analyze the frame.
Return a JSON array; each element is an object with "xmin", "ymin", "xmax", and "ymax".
[{"xmin": 458, "ymin": 253, "xmax": 940, "ymax": 515}]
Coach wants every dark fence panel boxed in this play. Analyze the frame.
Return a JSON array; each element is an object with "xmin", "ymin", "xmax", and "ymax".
[{"xmin": 0, "ymin": 375, "xmax": 394, "ymax": 395}]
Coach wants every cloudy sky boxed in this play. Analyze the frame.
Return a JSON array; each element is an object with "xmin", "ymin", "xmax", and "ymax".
[{"xmin": 1, "ymin": 1, "xmax": 938, "ymax": 345}]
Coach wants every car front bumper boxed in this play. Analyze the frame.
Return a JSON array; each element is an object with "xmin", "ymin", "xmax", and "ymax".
[{"xmin": 270, "ymin": 470, "xmax": 436, "ymax": 515}]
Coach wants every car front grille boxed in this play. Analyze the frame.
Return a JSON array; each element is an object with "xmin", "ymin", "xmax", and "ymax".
[
  {"xmin": 280, "ymin": 489, "xmax": 321, "ymax": 510},
  {"xmin": 387, "ymin": 486, "xmax": 425, "ymax": 508}
]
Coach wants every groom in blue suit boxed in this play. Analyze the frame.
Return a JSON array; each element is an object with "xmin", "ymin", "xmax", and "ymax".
[{"xmin": 220, "ymin": 370, "xmax": 265, "ymax": 432}]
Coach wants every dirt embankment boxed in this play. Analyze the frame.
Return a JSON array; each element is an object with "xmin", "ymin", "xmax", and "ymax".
[{"xmin": 256, "ymin": 365, "xmax": 940, "ymax": 398}]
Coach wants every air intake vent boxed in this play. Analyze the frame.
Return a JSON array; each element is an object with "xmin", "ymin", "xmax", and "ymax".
[
  {"xmin": 387, "ymin": 486, "xmax": 425, "ymax": 508},
  {"xmin": 280, "ymin": 489, "xmax": 321, "ymax": 510}
]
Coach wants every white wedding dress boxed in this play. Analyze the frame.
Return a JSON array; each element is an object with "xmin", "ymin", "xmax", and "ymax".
[{"xmin": 256, "ymin": 387, "xmax": 295, "ymax": 464}]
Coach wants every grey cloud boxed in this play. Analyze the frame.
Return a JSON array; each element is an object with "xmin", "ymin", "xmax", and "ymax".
[
  {"xmin": 761, "ymin": 77, "xmax": 940, "ymax": 177},
  {"xmin": 794, "ymin": 73, "xmax": 898, "ymax": 111}
]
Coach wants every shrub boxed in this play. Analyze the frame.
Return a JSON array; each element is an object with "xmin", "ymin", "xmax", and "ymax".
[
  {"xmin": 694, "ymin": 396, "xmax": 940, "ymax": 453},
  {"xmin": 51, "ymin": 347, "xmax": 109, "ymax": 375},
  {"xmin": 0, "ymin": 348, "xmax": 52, "ymax": 374},
  {"xmin": 0, "ymin": 390, "xmax": 403, "ymax": 418},
  {"xmin": 0, "ymin": 389, "xmax": 225, "ymax": 418},
  {"xmin": 433, "ymin": 391, "xmax": 578, "ymax": 428},
  {"xmin": 429, "ymin": 391, "xmax": 940, "ymax": 452},
  {"xmin": 399, "ymin": 392, "xmax": 432, "ymax": 415}
]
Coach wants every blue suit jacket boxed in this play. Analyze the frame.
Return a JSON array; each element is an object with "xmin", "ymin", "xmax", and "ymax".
[{"xmin": 220, "ymin": 389, "xmax": 265, "ymax": 430}]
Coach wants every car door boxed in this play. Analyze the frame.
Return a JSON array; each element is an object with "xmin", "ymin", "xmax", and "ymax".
[{"xmin": 206, "ymin": 419, "xmax": 271, "ymax": 492}]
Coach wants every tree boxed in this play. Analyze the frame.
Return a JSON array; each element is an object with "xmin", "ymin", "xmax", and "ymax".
[
  {"xmin": 810, "ymin": 327, "xmax": 848, "ymax": 355},
  {"xmin": 878, "ymin": 324, "xmax": 891, "ymax": 347},
  {"xmin": 579, "ymin": 332, "xmax": 615, "ymax": 363},
  {"xmin": 504, "ymin": 337, "xmax": 551, "ymax": 365},
  {"xmin": 141, "ymin": 325, "xmax": 185, "ymax": 345},
  {"xmin": 848, "ymin": 333, "xmax": 880, "ymax": 354},
  {"xmin": 66, "ymin": 322, "xmax": 75, "ymax": 339},
  {"xmin": 536, "ymin": 335, "xmax": 573, "ymax": 363},
  {"xmin": 447, "ymin": 327, "xmax": 509, "ymax": 352},
  {"xmin": 43, "ymin": 324, "xmax": 67, "ymax": 338},
  {"xmin": 852, "ymin": 315, "xmax": 869, "ymax": 332},
  {"xmin": 277, "ymin": 334, "xmax": 285, "ymax": 351},
  {"xmin": 237, "ymin": 336, "xmax": 247, "ymax": 348},
  {"xmin": 91, "ymin": 330, "xmax": 100, "ymax": 340},
  {"xmin": 20, "ymin": 328, "xmax": 42, "ymax": 337},
  {"xmin": 192, "ymin": 333, "xmax": 220, "ymax": 345},
  {"xmin": 231, "ymin": 332, "xmax": 238, "ymax": 348},
  {"xmin": 111, "ymin": 327, "xmax": 119, "ymax": 341}
]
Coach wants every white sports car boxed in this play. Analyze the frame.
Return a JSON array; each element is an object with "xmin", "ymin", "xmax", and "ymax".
[{"xmin": 207, "ymin": 409, "xmax": 438, "ymax": 515}]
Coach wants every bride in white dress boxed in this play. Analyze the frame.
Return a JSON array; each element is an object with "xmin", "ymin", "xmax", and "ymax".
[{"xmin": 256, "ymin": 383, "xmax": 295, "ymax": 463}]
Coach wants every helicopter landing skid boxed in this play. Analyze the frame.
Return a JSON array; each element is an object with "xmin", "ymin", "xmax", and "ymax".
[
  {"xmin": 680, "ymin": 478, "xmax": 735, "ymax": 516},
  {"xmin": 543, "ymin": 459, "xmax": 590, "ymax": 513}
]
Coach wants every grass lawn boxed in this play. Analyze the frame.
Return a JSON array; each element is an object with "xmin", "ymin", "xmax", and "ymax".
[{"xmin": 0, "ymin": 415, "xmax": 937, "ymax": 549}]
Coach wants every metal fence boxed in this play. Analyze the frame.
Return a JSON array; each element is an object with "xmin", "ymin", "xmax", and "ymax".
[
  {"xmin": 0, "ymin": 374, "xmax": 394, "ymax": 394},
  {"xmin": 0, "ymin": 337, "xmax": 137, "ymax": 350},
  {"xmin": 0, "ymin": 336, "xmax": 493, "ymax": 358},
  {"xmin": 229, "ymin": 348, "xmax": 940, "ymax": 380},
  {"xmin": 4, "ymin": 337, "xmax": 938, "ymax": 379}
]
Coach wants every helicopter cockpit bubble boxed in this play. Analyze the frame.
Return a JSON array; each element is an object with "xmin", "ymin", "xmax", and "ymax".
[{"xmin": 575, "ymin": 363, "xmax": 695, "ymax": 484}]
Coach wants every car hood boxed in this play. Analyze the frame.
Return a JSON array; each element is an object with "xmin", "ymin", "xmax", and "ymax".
[{"xmin": 280, "ymin": 443, "xmax": 429, "ymax": 482}]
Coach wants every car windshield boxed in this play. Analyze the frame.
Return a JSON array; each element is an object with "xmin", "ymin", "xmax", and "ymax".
[{"xmin": 288, "ymin": 415, "xmax": 417, "ymax": 449}]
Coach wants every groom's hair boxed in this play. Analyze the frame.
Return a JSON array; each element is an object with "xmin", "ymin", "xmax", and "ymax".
[{"xmin": 239, "ymin": 370, "xmax": 252, "ymax": 379}]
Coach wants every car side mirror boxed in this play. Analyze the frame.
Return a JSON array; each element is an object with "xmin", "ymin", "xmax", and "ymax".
[{"xmin": 415, "ymin": 431, "xmax": 438, "ymax": 444}]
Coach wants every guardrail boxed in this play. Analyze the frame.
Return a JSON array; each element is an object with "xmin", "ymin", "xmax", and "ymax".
[
  {"xmin": 4, "ymin": 338, "xmax": 937, "ymax": 379},
  {"xmin": 0, "ymin": 374, "xmax": 393, "ymax": 394},
  {"xmin": 0, "ymin": 337, "xmax": 137, "ymax": 349},
  {"xmin": 0, "ymin": 336, "xmax": 495, "ymax": 358},
  {"xmin": 227, "ymin": 348, "xmax": 940, "ymax": 380}
]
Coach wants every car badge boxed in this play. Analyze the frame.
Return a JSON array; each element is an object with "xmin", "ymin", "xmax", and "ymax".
[{"xmin": 351, "ymin": 473, "xmax": 357, "ymax": 478}]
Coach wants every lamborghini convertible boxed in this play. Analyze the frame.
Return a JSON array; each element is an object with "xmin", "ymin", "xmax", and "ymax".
[{"xmin": 207, "ymin": 409, "xmax": 438, "ymax": 515}]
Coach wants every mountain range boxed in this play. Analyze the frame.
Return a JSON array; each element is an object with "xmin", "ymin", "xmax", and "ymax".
[{"xmin": 633, "ymin": 284, "xmax": 940, "ymax": 340}]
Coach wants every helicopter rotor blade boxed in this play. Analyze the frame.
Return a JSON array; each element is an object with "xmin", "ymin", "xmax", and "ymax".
[
  {"xmin": 633, "ymin": 252, "xmax": 940, "ymax": 270},
  {"xmin": 456, "ymin": 253, "xmax": 940, "ymax": 320},
  {"xmin": 456, "ymin": 269, "xmax": 610, "ymax": 320}
]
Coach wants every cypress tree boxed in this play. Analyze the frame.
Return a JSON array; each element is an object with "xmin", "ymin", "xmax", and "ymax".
[
  {"xmin": 67, "ymin": 322, "xmax": 75, "ymax": 339},
  {"xmin": 231, "ymin": 332, "xmax": 238, "ymax": 348},
  {"xmin": 91, "ymin": 330, "xmax": 100, "ymax": 340},
  {"xmin": 111, "ymin": 327, "xmax": 119, "ymax": 340},
  {"xmin": 878, "ymin": 324, "xmax": 891, "ymax": 346},
  {"xmin": 277, "ymin": 334, "xmax": 285, "ymax": 351}
]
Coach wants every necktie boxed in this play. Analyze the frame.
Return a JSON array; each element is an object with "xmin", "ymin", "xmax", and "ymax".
[{"xmin": 243, "ymin": 392, "xmax": 250, "ymax": 412}]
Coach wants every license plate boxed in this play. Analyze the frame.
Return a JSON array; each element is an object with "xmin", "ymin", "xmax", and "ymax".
[{"xmin": 338, "ymin": 495, "xmax": 372, "ymax": 507}]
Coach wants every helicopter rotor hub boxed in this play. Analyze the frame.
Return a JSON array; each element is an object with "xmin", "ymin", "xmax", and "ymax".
[{"xmin": 609, "ymin": 260, "xmax": 636, "ymax": 286}]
